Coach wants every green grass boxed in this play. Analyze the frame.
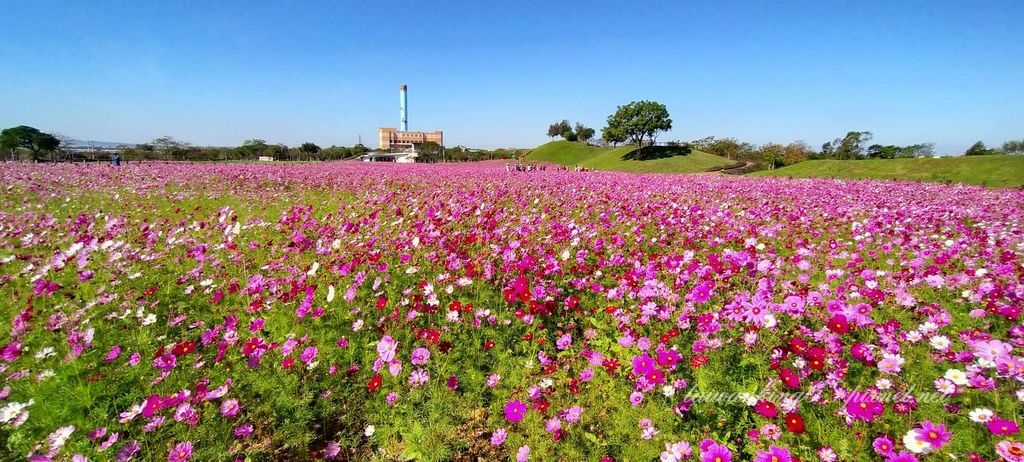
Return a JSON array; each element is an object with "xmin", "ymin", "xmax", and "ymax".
[
  {"xmin": 750, "ymin": 155, "xmax": 1024, "ymax": 188},
  {"xmin": 526, "ymin": 140, "xmax": 735, "ymax": 173}
]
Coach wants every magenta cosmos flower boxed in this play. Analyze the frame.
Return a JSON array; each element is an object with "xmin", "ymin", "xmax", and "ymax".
[
  {"xmin": 846, "ymin": 397, "xmax": 884, "ymax": 422},
  {"xmin": 988, "ymin": 418, "xmax": 1021, "ymax": 435},
  {"xmin": 754, "ymin": 446, "xmax": 792, "ymax": 462},
  {"xmin": 700, "ymin": 439, "xmax": 732, "ymax": 462},
  {"xmin": 915, "ymin": 421, "xmax": 951, "ymax": 449},
  {"xmin": 167, "ymin": 441, "xmax": 193, "ymax": 462},
  {"xmin": 504, "ymin": 400, "xmax": 527, "ymax": 423}
]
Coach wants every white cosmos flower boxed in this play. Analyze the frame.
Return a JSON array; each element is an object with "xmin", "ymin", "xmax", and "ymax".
[
  {"xmin": 903, "ymin": 429, "xmax": 933, "ymax": 454},
  {"xmin": 34, "ymin": 347, "xmax": 55, "ymax": 360},
  {"xmin": 364, "ymin": 424, "xmax": 375, "ymax": 437},
  {"xmin": 944, "ymin": 369, "xmax": 969, "ymax": 386},
  {"xmin": 930, "ymin": 336, "xmax": 951, "ymax": 351},
  {"xmin": 738, "ymin": 393, "xmax": 758, "ymax": 406},
  {"xmin": 326, "ymin": 285, "xmax": 335, "ymax": 303},
  {"xmin": 306, "ymin": 261, "xmax": 319, "ymax": 276},
  {"xmin": 969, "ymin": 408, "xmax": 994, "ymax": 423}
]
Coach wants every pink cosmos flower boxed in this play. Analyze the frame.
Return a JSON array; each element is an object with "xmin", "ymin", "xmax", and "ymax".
[
  {"xmin": 516, "ymin": 445, "xmax": 530, "ymax": 462},
  {"xmin": 884, "ymin": 452, "xmax": 919, "ymax": 462},
  {"xmin": 995, "ymin": 440, "xmax": 1024, "ymax": 462},
  {"xmin": 167, "ymin": 441, "xmax": 193, "ymax": 462},
  {"xmin": 873, "ymin": 436, "xmax": 895, "ymax": 456},
  {"xmin": 234, "ymin": 423, "xmax": 254, "ymax": 439},
  {"xmin": 700, "ymin": 440, "xmax": 732, "ymax": 462},
  {"xmin": 846, "ymin": 396, "xmax": 884, "ymax": 422},
  {"xmin": 300, "ymin": 346, "xmax": 318, "ymax": 364},
  {"xmin": 988, "ymin": 418, "xmax": 1021, "ymax": 435},
  {"xmin": 632, "ymin": 353, "xmax": 656, "ymax": 376},
  {"xmin": 556, "ymin": 334, "xmax": 572, "ymax": 350},
  {"xmin": 411, "ymin": 347, "xmax": 430, "ymax": 365},
  {"xmin": 504, "ymin": 400, "xmax": 527, "ymax": 423},
  {"xmin": 915, "ymin": 421, "xmax": 951, "ymax": 449},
  {"xmin": 377, "ymin": 335, "xmax": 397, "ymax": 362},
  {"xmin": 220, "ymin": 399, "xmax": 240, "ymax": 418},
  {"xmin": 491, "ymin": 428, "xmax": 507, "ymax": 446},
  {"xmin": 753, "ymin": 446, "xmax": 791, "ymax": 462}
]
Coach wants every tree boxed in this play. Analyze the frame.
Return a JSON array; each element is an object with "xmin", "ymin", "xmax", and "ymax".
[
  {"xmin": 0, "ymin": 126, "xmax": 61, "ymax": 161},
  {"xmin": 704, "ymin": 137, "xmax": 744, "ymax": 160},
  {"xmin": 759, "ymin": 142, "xmax": 786, "ymax": 170},
  {"xmin": 150, "ymin": 136, "xmax": 190, "ymax": 160},
  {"xmin": 782, "ymin": 141, "xmax": 813, "ymax": 165},
  {"xmin": 601, "ymin": 125, "xmax": 626, "ymax": 146},
  {"xmin": 965, "ymin": 141, "xmax": 996, "ymax": 156},
  {"xmin": 547, "ymin": 120, "xmax": 571, "ymax": 139},
  {"xmin": 1002, "ymin": 140, "xmax": 1024, "ymax": 154},
  {"xmin": 299, "ymin": 142, "xmax": 321, "ymax": 160},
  {"xmin": 416, "ymin": 142, "xmax": 443, "ymax": 163},
  {"xmin": 604, "ymin": 100, "xmax": 672, "ymax": 148},
  {"xmin": 830, "ymin": 131, "xmax": 872, "ymax": 160},
  {"xmin": 561, "ymin": 128, "xmax": 578, "ymax": 142},
  {"xmin": 574, "ymin": 123, "xmax": 595, "ymax": 145}
]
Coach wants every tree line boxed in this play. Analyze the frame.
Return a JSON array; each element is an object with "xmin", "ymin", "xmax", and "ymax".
[
  {"xmin": 0, "ymin": 126, "xmax": 524, "ymax": 164},
  {"xmin": 543, "ymin": 102, "xmax": 1023, "ymax": 171}
]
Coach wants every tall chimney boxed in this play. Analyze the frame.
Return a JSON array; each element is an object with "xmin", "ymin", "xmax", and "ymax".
[{"xmin": 400, "ymin": 84, "xmax": 408, "ymax": 131}]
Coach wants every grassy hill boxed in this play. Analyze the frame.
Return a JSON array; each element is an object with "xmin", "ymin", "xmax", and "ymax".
[
  {"xmin": 526, "ymin": 140, "xmax": 734, "ymax": 173},
  {"xmin": 750, "ymin": 155, "xmax": 1024, "ymax": 188}
]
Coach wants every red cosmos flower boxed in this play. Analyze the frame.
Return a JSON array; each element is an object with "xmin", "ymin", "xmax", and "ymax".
[
  {"xmin": 754, "ymin": 400, "xmax": 778, "ymax": 418},
  {"xmin": 367, "ymin": 374, "xmax": 382, "ymax": 392},
  {"xmin": 376, "ymin": 296, "xmax": 388, "ymax": 309},
  {"xmin": 690, "ymin": 355, "xmax": 709, "ymax": 369},
  {"xmin": 602, "ymin": 358, "xmax": 620, "ymax": 375},
  {"xmin": 523, "ymin": 332, "xmax": 534, "ymax": 342},
  {"xmin": 804, "ymin": 346, "xmax": 827, "ymax": 368},
  {"xmin": 779, "ymin": 368, "xmax": 801, "ymax": 389},
  {"xmin": 543, "ymin": 363, "xmax": 558, "ymax": 375},
  {"xmin": 788, "ymin": 337, "xmax": 809, "ymax": 355},
  {"xmin": 282, "ymin": 357, "xmax": 295, "ymax": 370},
  {"xmin": 502, "ymin": 289, "xmax": 517, "ymax": 303},
  {"xmin": 482, "ymin": 339, "xmax": 495, "ymax": 351},
  {"xmin": 171, "ymin": 341, "xmax": 197, "ymax": 356},
  {"xmin": 438, "ymin": 341, "xmax": 453, "ymax": 354},
  {"xmin": 785, "ymin": 413, "xmax": 806, "ymax": 433},
  {"xmin": 645, "ymin": 369, "xmax": 665, "ymax": 384},
  {"xmin": 534, "ymin": 398, "xmax": 550, "ymax": 413},
  {"xmin": 827, "ymin": 314, "xmax": 851, "ymax": 334}
]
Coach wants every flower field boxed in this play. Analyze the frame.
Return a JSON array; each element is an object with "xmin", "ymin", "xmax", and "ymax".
[{"xmin": 1, "ymin": 161, "xmax": 1023, "ymax": 462}]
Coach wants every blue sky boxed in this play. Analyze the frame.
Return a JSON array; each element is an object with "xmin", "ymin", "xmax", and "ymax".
[{"xmin": 1, "ymin": 1, "xmax": 1021, "ymax": 153}]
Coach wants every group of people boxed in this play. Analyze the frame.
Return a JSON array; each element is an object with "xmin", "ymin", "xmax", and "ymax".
[{"xmin": 504, "ymin": 162, "xmax": 591, "ymax": 172}]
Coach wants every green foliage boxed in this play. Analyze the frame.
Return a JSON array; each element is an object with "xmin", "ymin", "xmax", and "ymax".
[
  {"xmin": 821, "ymin": 131, "xmax": 873, "ymax": 160},
  {"xmin": 574, "ymin": 123, "xmax": 595, "ymax": 145},
  {"xmin": 964, "ymin": 141, "xmax": 999, "ymax": 156},
  {"xmin": 548, "ymin": 120, "xmax": 572, "ymax": 139},
  {"xmin": 604, "ymin": 100, "xmax": 673, "ymax": 147},
  {"xmin": 1002, "ymin": 139, "xmax": 1024, "ymax": 154},
  {"xmin": 751, "ymin": 155, "xmax": 1024, "ymax": 187},
  {"xmin": 0, "ymin": 125, "xmax": 61, "ymax": 161},
  {"xmin": 526, "ymin": 140, "xmax": 733, "ymax": 173}
]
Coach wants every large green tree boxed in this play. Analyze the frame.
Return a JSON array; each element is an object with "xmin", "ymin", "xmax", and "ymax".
[
  {"xmin": 1002, "ymin": 140, "xmax": 1024, "ymax": 154},
  {"xmin": 965, "ymin": 141, "xmax": 997, "ymax": 156},
  {"xmin": 299, "ymin": 142, "xmax": 321, "ymax": 160},
  {"xmin": 0, "ymin": 125, "xmax": 61, "ymax": 161},
  {"xmin": 824, "ymin": 131, "xmax": 873, "ymax": 160},
  {"xmin": 604, "ymin": 101, "xmax": 672, "ymax": 148},
  {"xmin": 574, "ymin": 123, "xmax": 595, "ymax": 145},
  {"xmin": 547, "ymin": 120, "xmax": 571, "ymax": 139}
]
